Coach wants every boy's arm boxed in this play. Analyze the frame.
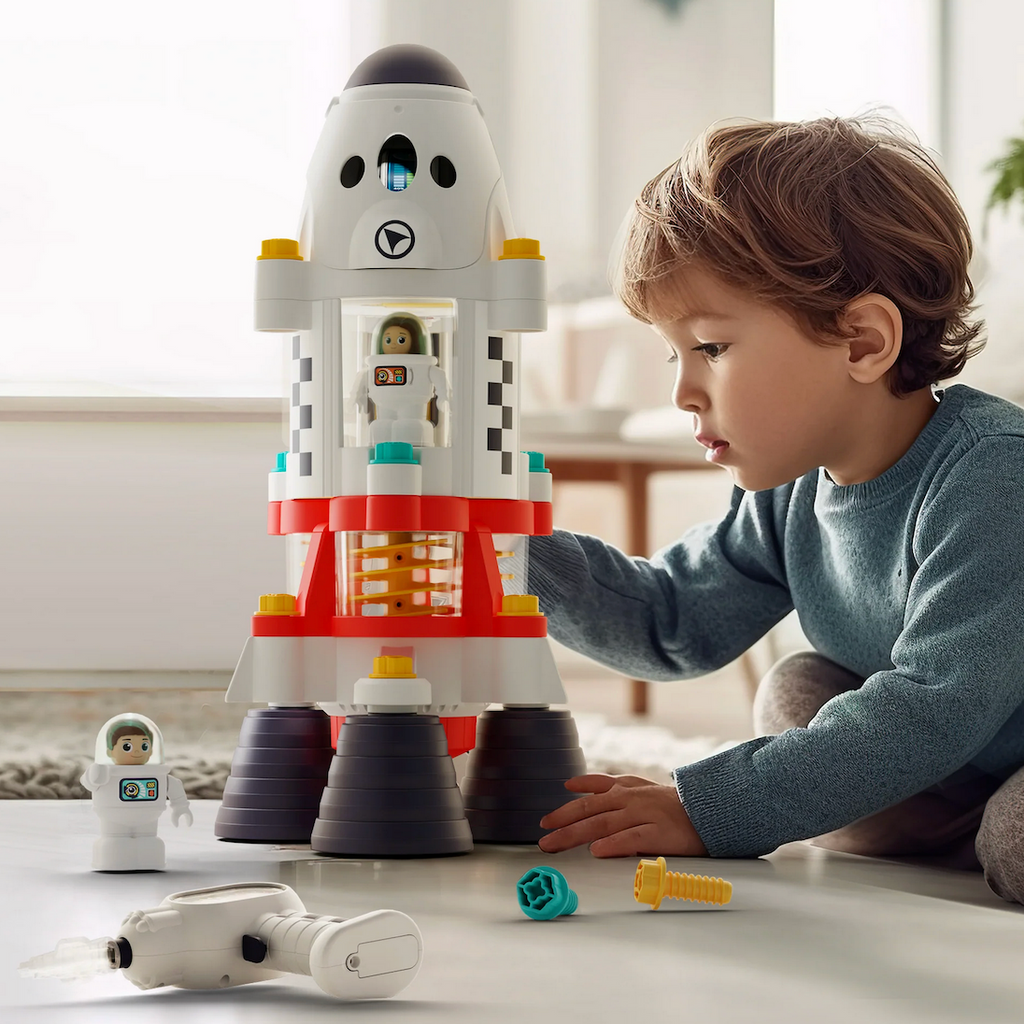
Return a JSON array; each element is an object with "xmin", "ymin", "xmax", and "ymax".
[
  {"xmin": 528, "ymin": 485, "xmax": 794, "ymax": 680},
  {"xmin": 675, "ymin": 437, "xmax": 1024, "ymax": 858}
]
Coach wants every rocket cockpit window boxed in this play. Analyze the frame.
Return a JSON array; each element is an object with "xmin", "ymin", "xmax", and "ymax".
[{"xmin": 379, "ymin": 135, "xmax": 416, "ymax": 191}]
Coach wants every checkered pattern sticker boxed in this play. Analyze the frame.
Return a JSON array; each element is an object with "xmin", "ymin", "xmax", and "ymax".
[
  {"xmin": 487, "ymin": 334, "xmax": 514, "ymax": 475},
  {"xmin": 291, "ymin": 334, "xmax": 313, "ymax": 477}
]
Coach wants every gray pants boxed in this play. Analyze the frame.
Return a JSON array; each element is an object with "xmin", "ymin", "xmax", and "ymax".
[{"xmin": 753, "ymin": 651, "xmax": 1024, "ymax": 905}]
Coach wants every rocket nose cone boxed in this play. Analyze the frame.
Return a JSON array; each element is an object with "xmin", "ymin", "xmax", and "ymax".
[{"xmin": 344, "ymin": 44, "xmax": 470, "ymax": 92}]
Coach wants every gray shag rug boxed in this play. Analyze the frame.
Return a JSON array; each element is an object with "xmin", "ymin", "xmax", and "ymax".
[{"xmin": 0, "ymin": 690, "xmax": 734, "ymax": 799}]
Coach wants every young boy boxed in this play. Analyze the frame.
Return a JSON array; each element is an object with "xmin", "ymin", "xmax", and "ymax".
[{"xmin": 529, "ymin": 116, "xmax": 1024, "ymax": 906}]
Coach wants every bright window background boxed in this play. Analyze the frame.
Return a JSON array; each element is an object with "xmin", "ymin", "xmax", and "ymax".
[
  {"xmin": 0, "ymin": 1, "xmax": 351, "ymax": 397},
  {"xmin": 774, "ymin": 0, "xmax": 941, "ymax": 151}
]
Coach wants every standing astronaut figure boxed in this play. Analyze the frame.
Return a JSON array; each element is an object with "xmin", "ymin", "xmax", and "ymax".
[
  {"xmin": 80, "ymin": 713, "xmax": 192, "ymax": 872},
  {"xmin": 352, "ymin": 312, "xmax": 451, "ymax": 446}
]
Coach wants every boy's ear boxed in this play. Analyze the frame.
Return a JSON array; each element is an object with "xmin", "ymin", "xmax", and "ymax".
[{"xmin": 841, "ymin": 293, "xmax": 903, "ymax": 385}]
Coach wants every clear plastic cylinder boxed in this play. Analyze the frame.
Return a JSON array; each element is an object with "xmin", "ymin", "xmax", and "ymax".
[
  {"xmin": 493, "ymin": 533, "xmax": 528, "ymax": 596},
  {"xmin": 337, "ymin": 531, "xmax": 463, "ymax": 617},
  {"xmin": 285, "ymin": 533, "xmax": 312, "ymax": 596}
]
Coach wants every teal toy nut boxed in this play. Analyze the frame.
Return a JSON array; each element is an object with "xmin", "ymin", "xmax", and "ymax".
[
  {"xmin": 371, "ymin": 441, "xmax": 419, "ymax": 465},
  {"xmin": 273, "ymin": 451, "xmax": 288, "ymax": 472},
  {"xmin": 516, "ymin": 866, "xmax": 578, "ymax": 920},
  {"xmin": 525, "ymin": 450, "xmax": 550, "ymax": 473}
]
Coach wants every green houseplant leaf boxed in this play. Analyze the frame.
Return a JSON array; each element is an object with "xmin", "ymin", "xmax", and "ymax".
[{"xmin": 985, "ymin": 131, "xmax": 1024, "ymax": 237}]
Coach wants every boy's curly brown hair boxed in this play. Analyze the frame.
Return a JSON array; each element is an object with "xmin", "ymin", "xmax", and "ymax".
[{"xmin": 614, "ymin": 116, "xmax": 985, "ymax": 396}]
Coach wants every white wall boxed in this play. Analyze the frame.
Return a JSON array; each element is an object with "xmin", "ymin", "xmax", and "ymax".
[
  {"xmin": 0, "ymin": 406, "xmax": 285, "ymax": 679},
  {"xmin": 944, "ymin": 0, "xmax": 1024, "ymax": 402},
  {"xmin": 774, "ymin": 0, "xmax": 940, "ymax": 148},
  {"xmin": 508, "ymin": 0, "xmax": 599, "ymax": 291},
  {"xmin": 594, "ymin": 0, "xmax": 774, "ymax": 261}
]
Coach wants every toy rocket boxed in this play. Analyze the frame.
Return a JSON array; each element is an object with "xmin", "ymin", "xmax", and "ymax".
[{"xmin": 215, "ymin": 44, "xmax": 585, "ymax": 857}]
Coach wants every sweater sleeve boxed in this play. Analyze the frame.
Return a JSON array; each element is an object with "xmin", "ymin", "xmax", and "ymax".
[
  {"xmin": 675, "ymin": 437, "xmax": 1024, "ymax": 857},
  {"xmin": 527, "ymin": 485, "xmax": 794, "ymax": 681}
]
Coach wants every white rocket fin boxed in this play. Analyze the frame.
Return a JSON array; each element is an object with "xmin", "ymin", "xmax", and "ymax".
[{"xmin": 225, "ymin": 637, "xmax": 255, "ymax": 703}]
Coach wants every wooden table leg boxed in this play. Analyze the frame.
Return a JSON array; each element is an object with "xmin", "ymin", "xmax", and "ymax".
[
  {"xmin": 620, "ymin": 463, "xmax": 652, "ymax": 716},
  {"xmin": 630, "ymin": 678, "xmax": 649, "ymax": 716}
]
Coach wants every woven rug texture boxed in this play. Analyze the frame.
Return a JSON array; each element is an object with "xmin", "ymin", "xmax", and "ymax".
[{"xmin": 0, "ymin": 690, "xmax": 733, "ymax": 799}]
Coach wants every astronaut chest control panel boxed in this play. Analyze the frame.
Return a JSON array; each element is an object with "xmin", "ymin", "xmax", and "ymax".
[{"xmin": 120, "ymin": 778, "xmax": 159, "ymax": 801}]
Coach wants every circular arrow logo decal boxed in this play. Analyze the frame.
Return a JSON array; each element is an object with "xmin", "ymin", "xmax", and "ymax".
[{"xmin": 374, "ymin": 219, "xmax": 416, "ymax": 260}]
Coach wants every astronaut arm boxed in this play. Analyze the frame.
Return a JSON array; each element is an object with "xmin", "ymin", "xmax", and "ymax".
[
  {"xmin": 352, "ymin": 367, "xmax": 369, "ymax": 411},
  {"xmin": 166, "ymin": 775, "xmax": 193, "ymax": 828},
  {"xmin": 80, "ymin": 763, "xmax": 110, "ymax": 792},
  {"xmin": 429, "ymin": 365, "xmax": 451, "ymax": 406}
]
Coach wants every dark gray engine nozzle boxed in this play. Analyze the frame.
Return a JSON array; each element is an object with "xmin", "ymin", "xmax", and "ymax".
[
  {"xmin": 215, "ymin": 707, "xmax": 334, "ymax": 843},
  {"xmin": 462, "ymin": 707, "xmax": 587, "ymax": 844},
  {"xmin": 312, "ymin": 714, "xmax": 473, "ymax": 858}
]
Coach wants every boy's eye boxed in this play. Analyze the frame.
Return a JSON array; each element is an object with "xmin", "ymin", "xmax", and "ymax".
[
  {"xmin": 121, "ymin": 742, "xmax": 131, "ymax": 751},
  {"xmin": 693, "ymin": 343, "xmax": 727, "ymax": 360},
  {"xmin": 141, "ymin": 742, "xmax": 149, "ymax": 751}
]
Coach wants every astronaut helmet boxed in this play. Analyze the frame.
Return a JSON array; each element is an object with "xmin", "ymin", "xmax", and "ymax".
[
  {"xmin": 373, "ymin": 312, "xmax": 428, "ymax": 356},
  {"xmin": 94, "ymin": 712, "xmax": 165, "ymax": 766}
]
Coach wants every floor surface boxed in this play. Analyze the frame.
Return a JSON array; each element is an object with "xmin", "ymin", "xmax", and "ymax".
[{"xmin": 4, "ymin": 801, "xmax": 1024, "ymax": 1024}]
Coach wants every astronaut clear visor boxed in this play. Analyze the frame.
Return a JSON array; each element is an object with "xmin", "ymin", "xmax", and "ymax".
[{"xmin": 379, "ymin": 135, "xmax": 416, "ymax": 191}]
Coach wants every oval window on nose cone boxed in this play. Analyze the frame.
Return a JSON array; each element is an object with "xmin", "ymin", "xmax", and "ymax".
[
  {"xmin": 430, "ymin": 155, "xmax": 456, "ymax": 187},
  {"xmin": 378, "ymin": 135, "xmax": 416, "ymax": 191},
  {"xmin": 340, "ymin": 155, "xmax": 364, "ymax": 187}
]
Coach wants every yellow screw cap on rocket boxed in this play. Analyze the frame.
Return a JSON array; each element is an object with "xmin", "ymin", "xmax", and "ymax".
[
  {"xmin": 254, "ymin": 593, "xmax": 297, "ymax": 616},
  {"xmin": 499, "ymin": 594, "xmax": 541, "ymax": 616},
  {"xmin": 498, "ymin": 237, "xmax": 544, "ymax": 260},
  {"xmin": 369, "ymin": 656, "xmax": 417, "ymax": 678},
  {"xmin": 258, "ymin": 238, "xmax": 303, "ymax": 260},
  {"xmin": 633, "ymin": 856, "xmax": 732, "ymax": 910}
]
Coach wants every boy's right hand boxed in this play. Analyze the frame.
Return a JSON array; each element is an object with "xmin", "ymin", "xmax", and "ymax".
[{"xmin": 537, "ymin": 773, "xmax": 708, "ymax": 858}]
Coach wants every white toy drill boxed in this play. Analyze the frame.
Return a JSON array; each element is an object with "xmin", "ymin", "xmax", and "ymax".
[
  {"xmin": 214, "ymin": 43, "xmax": 585, "ymax": 857},
  {"xmin": 19, "ymin": 881, "xmax": 422, "ymax": 1000},
  {"xmin": 80, "ymin": 713, "xmax": 192, "ymax": 871}
]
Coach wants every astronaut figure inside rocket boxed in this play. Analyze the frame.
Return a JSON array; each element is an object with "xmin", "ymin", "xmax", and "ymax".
[{"xmin": 352, "ymin": 311, "xmax": 451, "ymax": 447}]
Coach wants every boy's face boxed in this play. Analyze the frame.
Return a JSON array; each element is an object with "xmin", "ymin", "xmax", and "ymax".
[
  {"xmin": 110, "ymin": 733, "xmax": 152, "ymax": 766},
  {"xmin": 654, "ymin": 268, "xmax": 860, "ymax": 491}
]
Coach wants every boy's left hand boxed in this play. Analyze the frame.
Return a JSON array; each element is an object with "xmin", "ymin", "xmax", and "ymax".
[{"xmin": 537, "ymin": 774, "xmax": 708, "ymax": 858}]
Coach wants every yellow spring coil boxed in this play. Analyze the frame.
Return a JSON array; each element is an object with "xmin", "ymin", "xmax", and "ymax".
[{"xmin": 347, "ymin": 534, "xmax": 456, "ymax": 616}]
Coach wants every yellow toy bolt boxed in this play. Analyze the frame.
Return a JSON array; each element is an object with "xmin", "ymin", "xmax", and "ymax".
[{"xmin": 633, "ymin": 856, "xmax": 732, "ymax": 910}]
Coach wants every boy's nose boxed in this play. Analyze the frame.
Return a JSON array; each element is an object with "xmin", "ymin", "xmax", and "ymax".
[{"xmin": 672, "ymin": 377, "xmax": 705, "ymax": 413}]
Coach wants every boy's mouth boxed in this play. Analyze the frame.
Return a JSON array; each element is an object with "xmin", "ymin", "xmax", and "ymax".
[{"xmin": 696, "ymin": 434, "xmax": 729, "ymax": 462}]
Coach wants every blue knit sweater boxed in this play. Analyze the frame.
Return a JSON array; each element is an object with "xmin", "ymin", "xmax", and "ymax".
[{"xmin": 527, "ymin": 384, "xmax": 1024, "ymax": 857}]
